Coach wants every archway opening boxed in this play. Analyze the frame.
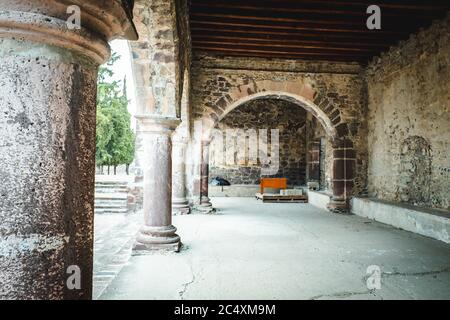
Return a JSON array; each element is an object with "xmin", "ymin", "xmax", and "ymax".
[{"xmin": 207, "ymin": 96, "xmax": 334, "ymax": 197}]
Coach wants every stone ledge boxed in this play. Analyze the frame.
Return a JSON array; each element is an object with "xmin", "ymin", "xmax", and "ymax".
[
  {"xmin": 351, "ymin": 197, "xmax": 450, "ymax": 244},
  {"xmin": 210, "ymin": 184, "xmax": 306, "ymax": 197},
  {"xmin": 307, "ymin": 190, "xmax": 332, "ymax": 211}
]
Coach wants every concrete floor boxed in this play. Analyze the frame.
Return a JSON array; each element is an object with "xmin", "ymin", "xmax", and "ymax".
[{"xmin": 96, "ymin": 197, "xmax": 450, "ymax": 300}]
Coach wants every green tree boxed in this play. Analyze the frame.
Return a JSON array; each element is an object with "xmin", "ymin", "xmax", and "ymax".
[{"xmin": 96, "ymin": 52, "xmax": 135, "ymax": 174}]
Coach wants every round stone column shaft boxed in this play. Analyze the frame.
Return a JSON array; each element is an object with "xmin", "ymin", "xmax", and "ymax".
[
  {"xmin": 0, "ymin": 1, "xmax": 136, "ymax": 300},
  {"xmin": 172, "ymin": 136, "xmax": 190, "ymax": 215},
  {"xmin": 133, "ymin": 116, "xmax": 182, "ymax": 252},
  {"xmin": 327, "ymin": 138, "xmax": 355, "ymax": 214},
  {"xmin": 199, "ymin": 139, "xmax": 214, "ymax": 212}
]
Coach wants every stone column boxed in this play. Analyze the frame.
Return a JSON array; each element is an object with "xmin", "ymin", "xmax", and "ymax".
[
  {"xmin": 327, "ymin": 138, "xmax": 355, "ymax": 213},
  {"xmin": 0, "ymin": 1, "xmax": 136, "ymax": 300},
  {"xmin": 172, "ymin": 136, "xmax": 190, "ymax": 215},
  {"xmin": 307, "ymin": 139, "xmax": 321, "ymax": 190},
  {"xmin": 133, "ymin": 116, "xmax": 182, "ymax": 252},
  {"xmin": 199, "ymin": 139, "xmax": 214, "ymax": 212}
]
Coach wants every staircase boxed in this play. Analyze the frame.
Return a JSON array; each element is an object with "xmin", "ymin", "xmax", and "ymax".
[{"xmin": 95, "ymin": 178, "xmax": 130, "ymax": 214}]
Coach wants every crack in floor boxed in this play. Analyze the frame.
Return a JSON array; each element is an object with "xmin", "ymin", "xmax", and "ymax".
[
  {"xmin": 178, "ymin": 263, "xmax": 196, "ymax": 300},
  {"xmin": 309, "ymin": 289, "xmax": 376, "ymax": 300},
  {"xmin": 309, "ymin": 267, "xmax": 450, "ymax": 300},
  {"xmin": 382, "ymin": 267, "xmax": 450, "ymax": 278}
]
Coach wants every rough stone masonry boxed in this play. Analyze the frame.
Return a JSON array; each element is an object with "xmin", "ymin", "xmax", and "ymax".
[
  {"xmin": 366, "ymin": 15, "xmax": 450, "ymax": 210},
  {"xmin": 209, "ymin": 98, "xmax": 322, "ymax": 186},
  {"xmin": 186, "ymin": 54, "xmax": 368, "ymax": 204}
]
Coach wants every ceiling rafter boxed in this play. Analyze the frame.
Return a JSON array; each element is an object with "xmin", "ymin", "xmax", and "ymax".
[{"xmin": 190, "ymin": 0, "xmax": 450, "ymax": 64}]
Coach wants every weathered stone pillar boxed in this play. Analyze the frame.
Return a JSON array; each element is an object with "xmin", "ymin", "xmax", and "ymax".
[
  {"xmin": 133, "ymin": 116, "xmax": 182, "ymax": 252},
  {"xmin": 327, "ymin": 138, "xmax": 356, "ymax": 213},
  {"xmin": 130, "ymin": 0, "xmax": 189, "ymax": 250},
  {"xmin": 199, "ymin": 139, "xmax": 214, "ymax": 212},
  {"xmin": 0, "ymin": 1, "xmax": 136, "ymax": 299},
  {"xmin": 172, "ymin": 136, "xmax": 190, "ymax": 215},
  {"xmin": 307, "ymin": 139, "xmax": 321, "ymax": 190}
]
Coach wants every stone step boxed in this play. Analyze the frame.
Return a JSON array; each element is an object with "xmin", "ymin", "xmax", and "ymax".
[
  {"xmin": 95, "ymin": 193, "xmax": 128, "ymax": 200},
  {"xmin": 95, "ymin": 191, "xmax": 128, "ymax": 194},
  {"xmin": 95, "ymin": 186, "xmax": 128, "ymax": 190},
  {"xmin": 95, "ymin": 202, "xmax": 128, "ymax": 209},
  {"xmin": 95, "ymin": 199, "xmax": 127, "ymax": 205},
  {"xmin": 95, "ymin": 180, "xmax": 129, "ymax": 185},
  {"xmin": 94, "ymin": 179, "xmax": 130, "ymax": 214},
  {"xmin": 95, "ymin": 208, "xmax": 128, "ymax": 214},
  {"xmin": 95, "ymin": 190, "xmax": 128, "ymax": 195},
  {"xmin": 95, "ymin": 183, "xmax": 128, "ymax": 187},
  {"xmin": 95, "ymin": 197, "xmax": 127, "ymax": 202},
  {"xmin": 95, "ymin": 184, "xmax": 127, "ymax": 188},
  {"xmin": 95, "ymin": 201, "xmax": 127, "ymax": 206},
  {"xmin": 94, "ymin": 201, "xmax": 127, "ymax": 208},
  {"xmin": 95, "ymin": 182, "xmax": 128, "ymax": 187}
]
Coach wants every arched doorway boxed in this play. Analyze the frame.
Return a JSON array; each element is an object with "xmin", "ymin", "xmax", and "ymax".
[{"xmin": 197, "ymin": 90, "xmax": 356, "ymax": 213}]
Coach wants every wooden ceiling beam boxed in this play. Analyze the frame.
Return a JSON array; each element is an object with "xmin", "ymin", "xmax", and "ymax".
[
  {"xmin": 191, "ymin": 2, "xmax": 444, "ymax": 18},
  {"xmin": 190, "ymin": 1, "xmax": 449, "ymax": 63},
  {"xmin": 190, "ymin": 26, "xmax": 406, "ymax": 42},
  {"xmin": 193, "ymin": 44, "xmax": 370, "ymax": 58},
  {"xmin": 194, "ymin": 49, "xmax": 366, "ymax": 63},
  {"xmin": 192, "ymin": 34, "xmax": 392, "ymax": 49},
  {"xmin": 192, "ymin": 0, "xmax": 449, "ymax": 12},
  {"xmin": 192, "ymin": 39, "xmax": 379, "ymax": 53},
  {"xmin": 258, "ymin": 0, "xmax": 449, "ymax": 11},
  {"xmin": 190, "ymin": 19, "xmax": 411, "ymax": 35},
  {"xmin": 190, "ymin": 12, "xmax": 430, "ymax": 29}
]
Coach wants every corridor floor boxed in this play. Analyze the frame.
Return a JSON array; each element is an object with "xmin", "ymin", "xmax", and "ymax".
[{"xmin": 96, "ymin": 197, "xmax": 450, "ymax": 300}]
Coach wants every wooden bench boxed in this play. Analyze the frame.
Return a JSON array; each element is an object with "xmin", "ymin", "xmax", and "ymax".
[
  {"xmin": 260, "ymin": 178, "xmax": 287, "ymax": 194},
  {"xmin": 255, "ymin": 192, "xmax": 308, "ymax": 203}
]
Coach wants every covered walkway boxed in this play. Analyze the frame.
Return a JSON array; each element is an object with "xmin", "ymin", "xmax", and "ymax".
[{"xmin": 95, "ymin": 198, "xmax": 450, "ymax": 300}]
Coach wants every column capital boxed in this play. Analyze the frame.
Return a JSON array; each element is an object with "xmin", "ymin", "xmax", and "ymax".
[
  {"xmin": 0, "ymin": 0, "xmax": 137, "ymax": 64},
  {"xmin": 135, "ymin": 115, "xmax": 181, "ymax": 135}
]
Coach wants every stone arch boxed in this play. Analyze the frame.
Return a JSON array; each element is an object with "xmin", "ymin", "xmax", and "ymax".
[
  {"xmin": 199, "ymin": 87, "xmax": 356, "ymax": 213},
  {"xmin": 201, "ymin": 76, "xmax": 352, "ymax": 141},
  {"xmin": 216, "ymin": 91, "xmax": 337, "ymax": 139}
]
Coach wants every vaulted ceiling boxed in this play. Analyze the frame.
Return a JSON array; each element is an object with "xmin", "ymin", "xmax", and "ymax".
[{"xmin": 190, "ymin": 0, "xmax": 449, "ymax": 64}]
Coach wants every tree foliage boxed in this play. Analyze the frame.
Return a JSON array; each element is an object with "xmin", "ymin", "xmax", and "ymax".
[{"xmin": 96, "ymin": 52, "xmax": 135, "ymax": 171}]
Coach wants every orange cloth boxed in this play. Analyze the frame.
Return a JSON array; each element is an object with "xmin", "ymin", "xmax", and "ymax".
[{"xmin": 260, "ymin": 178, "xmax": 287, "ymax": 194}]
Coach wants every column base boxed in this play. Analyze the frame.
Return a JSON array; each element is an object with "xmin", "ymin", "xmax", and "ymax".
[
  {"xmin": 196, "ymin": 198, "xmax": 216, "ymax": 214},
  {"xmin": 172, "ymin": 198, "xmax": 191, "ymax": 215},
  {"xmin": 133, "ymin": 241, "xmax": 181, "ymax": 253},
  {"xmin": 173, "ymin": 206, "xmax": 190, "ymax": 215},
  {"xmin": 327, "ymin": 197, "xmax": 350, "ymax": 214},
  {"xmin": 133, "ymin": 225, "xmax": 181, "ymax": 253}
]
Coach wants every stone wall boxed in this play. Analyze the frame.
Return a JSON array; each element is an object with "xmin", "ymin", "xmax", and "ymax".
[
  {"xmin": 209, "ymin": 99, "xmax": 308, "ymax": 186},
  {"xmin": 187, "ymin": 55, "xmax": 368, "ymax": 201},
  {"xmin": 366, "ymin": 15, "xmax": 450, "ymax": 210},
  {"xmin": 175, "ymin": 0, "xmax": 191, "ymax": 119},
  {"xmin": 131, "ymin": 0, "xmax": 185, "ymax": 117}
]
